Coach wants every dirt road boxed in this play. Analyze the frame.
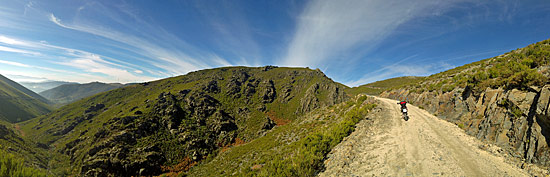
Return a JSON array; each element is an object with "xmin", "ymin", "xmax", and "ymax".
[{"xmin": 319, "ymin": 97, "xmax": 530, "ymax": 176}]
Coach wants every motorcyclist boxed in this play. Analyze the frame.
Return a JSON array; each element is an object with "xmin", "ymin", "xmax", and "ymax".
[
  {"xmin": 397, "ymin": 100, "xmax": 409, "ymax": 120},
  {"xmin": 397, "ymin": 100, "xmax": 407, "ymax": 109}
]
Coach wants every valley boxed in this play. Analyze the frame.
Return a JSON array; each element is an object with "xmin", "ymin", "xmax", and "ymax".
[{"xmin": 1, "ymin": 39, "xmax": 550, "ymax": 176}]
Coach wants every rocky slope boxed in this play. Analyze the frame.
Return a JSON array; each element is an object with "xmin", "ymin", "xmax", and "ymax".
[
  {"xmin": 380, "ymin": 39, "xmax": 550, "ymax": 170},
  {"xmin": 0, "ymin": 74, "xmax": 52, "ymax": 123},
  {"xmin": 39, "ymin": 82, "xmax": 124, "ymax": 105},
  {"xmin": 20, "ymin": 66, "xmax": 348, "ymax": 176}
]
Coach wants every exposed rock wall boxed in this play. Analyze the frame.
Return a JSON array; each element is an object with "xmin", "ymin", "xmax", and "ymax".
[{"xmin": 381, "ymin": 85, "xmax": 550, "ymax": 168}]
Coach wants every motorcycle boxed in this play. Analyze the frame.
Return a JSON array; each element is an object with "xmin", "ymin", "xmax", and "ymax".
[{"xmin": 401, "ymin": 108, "xmax": 409, "ymax": 121}]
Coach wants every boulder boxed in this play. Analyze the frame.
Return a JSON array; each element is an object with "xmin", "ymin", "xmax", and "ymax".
[
  {"xmin": 204, "ymin": 80, "xmax": 220, "ymax": 93},
  {"xmin": 85, "ymin": 103, "xmax": 105, "ymax": 113},
  {"xmin": 260, "ymin": 80, "xmax": 276, "ymax": 103},
  {"xmin": 261, "ymin": 117, "xmax": 276, "ymax": 130}
]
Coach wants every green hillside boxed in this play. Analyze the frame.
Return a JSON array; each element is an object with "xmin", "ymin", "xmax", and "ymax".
[
  {"xmin": 20, "ymin": 66, "xmax": 351, "ymax": 176},
  {"xmin": 346, "ymin": 76, "xmax": 425, "ymax": 96},
  {"xmin": 0, "ymin": 75, "xmax": 51, "ymax": 104},
  {"xmin": 0, "ymin": 74, "xmax": 52, "ymax": 123},
  {"xmin": 39, "ymin": 82, "xmax": 124, "ymax": 106},
  {"xmin": 394, "ymin": 39, "xmax": 550, "ymax": 94},
  {"xmin": 0, "ymin": 119, "xmax": 51, "ymax": 176},
  {"xmin": 378, "ymin": 38, "xmax": 550, "ymax": 169}
]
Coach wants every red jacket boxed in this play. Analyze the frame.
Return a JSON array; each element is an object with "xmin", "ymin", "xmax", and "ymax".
[{"xmin": 398, "ymin": 101, "xmax": 407, "ymax": 108}]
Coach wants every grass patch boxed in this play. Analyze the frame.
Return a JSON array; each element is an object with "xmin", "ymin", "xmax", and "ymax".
[
  {"xmin": 0, "ymin": 149, "xmax": 47, "ymax": 177},
  {"xmin": 256, "ymin": 100, "xmax": 376, "ymax": 176}
]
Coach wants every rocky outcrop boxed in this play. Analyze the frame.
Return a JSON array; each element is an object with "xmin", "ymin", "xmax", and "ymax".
[
  {"xmin": 85, "ymin": 103, "xmax": 105, "ymax": 113},
  {"xmin": 381, "ymin": 85, "xmax": 550, "ymax": 168},
  {"xmin": 297, "ymin": 82, "xmax": 347, "ymax": 114},
  {"xmin": 225, "ymin": 70, "xmax": 250, "ymax": 98},
  {"xmin": 298, "ymin": 84, "xmax": 320, "ymax": 114},
  {"xmin": 260, "ymin": 80, "xmax": 276, "ymax": 103},
  {"xmin": 0, "ymin": 124, "xmax": 11, "ymax": 140},
  {"xmin": 203, "ymin": 80, "xmax": 220, "ymax": 94},
  {"xmin": 80, "ymin": 91, "xmax": 239, "ymax": 176},
  {"xmin": 261, "ymin": 117, "xmax": 276, "ymax": 131}
]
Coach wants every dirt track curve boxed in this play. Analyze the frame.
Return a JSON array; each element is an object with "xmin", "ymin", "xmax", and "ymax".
[{"xmin": 319, "ymin": 97, "xmax": 530, "ymax": 177}]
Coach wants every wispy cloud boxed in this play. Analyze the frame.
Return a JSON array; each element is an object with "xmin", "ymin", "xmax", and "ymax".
[
  {"xmin": 0, "ymin": 45, "xmax": 40, "ymax": 55},
  {"xmin": 0, "ymin": 59, "xmax": 31, "ymax": 67},
  {"xmin": 282, "ymin": 0, "xmax": 445, "ymax": 67},
  {"xmin": 0, "ymin": 34, "xmax": 155, "ymax": 83},
  {"xmin": 0, "ymin": 36, "xmax": 29, "ymax": 46},
  {"xmin": 0, "ymin": 58, "xmax": 120, "ymax": 83},
  {"xmin": 57, "ymin": 54, "xmax": 149, "ymax": 82},
  {"xmin": 283, "ymin": 0, "xmax": 485, "ymax": 86},
  {"xmin": 3, "ymin": 74, "xmax": 48, "ymax": 83},
  {"xmin": 47, "ymin": 3, "xmax": 231, "ymax": 76},
  {"xmin": 347, "ymin": 62, "xmax": 455, "ymax": 86},
  {"xmin": 193, "ymin": 1, "xmax": 263, "ymax": 65}
]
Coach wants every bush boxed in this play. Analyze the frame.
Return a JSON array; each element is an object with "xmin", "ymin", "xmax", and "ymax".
[
  {"xmin": 505, "ymin": 69, "xmax": 545, "ymax": 90},
  {"xmin": 259, "ymin": 101, "xmax": 377, "ymax": 176},
  {"xmin": 0, "ymin": 150, "xmax": 47, "ymax": 177},
  {"xmin": 356, "ymin": 95, "xmax": 368, "ymax": 105}
]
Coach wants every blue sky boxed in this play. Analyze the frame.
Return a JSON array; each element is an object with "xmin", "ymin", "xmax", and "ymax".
[{"xmin": 0, "ymin": 0, "xmax": 549, "ymax": 86}]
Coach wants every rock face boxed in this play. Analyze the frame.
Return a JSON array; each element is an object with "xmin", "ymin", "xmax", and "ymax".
[
  {"xmin": 297, "ymin": 82, "xmax": 347, "ymax": 114},
  {"xmin": 80, "ymin": 91, "xmax": 239, "ymax": 176},
  {"xmin": 381, "ymin": 85, "xmax": 550, "ymax": 168}
]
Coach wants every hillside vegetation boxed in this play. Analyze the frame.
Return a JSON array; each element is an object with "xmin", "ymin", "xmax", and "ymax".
[
  {"xmin": 20, "ymin": 66, "xmax": 350, "ymax": 176},
  {"xmin": 347, "ymin": 76, "xmax": 425, "ymax": 96},
  {"xmin": 39, "ymin": 82, "xmax": 124, "ymax": 106},
  {"xmin": 0, "ymin": 149, "xmax": 47, "ymax": 177},
  {"xmin": 398, "ymin": 39, "xmax": 550, "ymax": 94},
  {"xmin": 0, "ymin": 119, "xmax": 52, "ymax": 176},
  {"xmin": 0, "ymin": 74, "xmax": 52, "ymax": 123},
  {"xmin": 187, "ymin": 95, "xmax": 376, "ymax": 176},
  {"xmin": 381, "ymin": 38, "xmax": 550, "ymax": 169}
]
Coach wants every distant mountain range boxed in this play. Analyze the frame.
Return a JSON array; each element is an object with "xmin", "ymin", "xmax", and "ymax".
[
  {"xmin": 39, "ymin": 82, "xmax": 125, "ymax": 105},
  {"xmin": 0, "ymin": 74, "xmax": 51, "ymax": 123},
  {"xmin": 20, "ymin": 81, "xmax": 77, "ymax": 93}
]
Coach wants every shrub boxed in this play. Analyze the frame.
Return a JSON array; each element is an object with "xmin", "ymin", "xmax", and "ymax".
[
  {"xmin": 505, "ymin": 69, "xmax": 545, "ymax": 90},
  {"xmin": 259, "ymin": 101, "xmax": 377, "ymax": 176},
  {"xmin": 0, "ymin": 150, "xmax": 47, "ymax": 177},
  {"xmin": 521, "ymin": 58, "xmax": 535, "ymax": 68}
]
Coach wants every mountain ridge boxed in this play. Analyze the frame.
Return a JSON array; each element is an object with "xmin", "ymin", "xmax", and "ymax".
[
  {"xmin": 0, "ymin": 74, "xmax": 52, "ymax": 123},
  {"xmin": 20, "ymin": 81, "xmax": 77, "ymax": 94},
  {"xmin": 20, "ymin": 66, "xmax": 350, "ymax": 176},
  {"xmin": 39, "ymin": 81, "xmax": 124, "ymax": 106},
  {"xmin": 0, "ymin": 74, "xmax": 51, "ymax": 104}
]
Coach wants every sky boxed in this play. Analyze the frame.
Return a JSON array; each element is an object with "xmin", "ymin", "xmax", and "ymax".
[{"xmin": 0, "ymin": 0, "xmax": 549, "ymax": 86}]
